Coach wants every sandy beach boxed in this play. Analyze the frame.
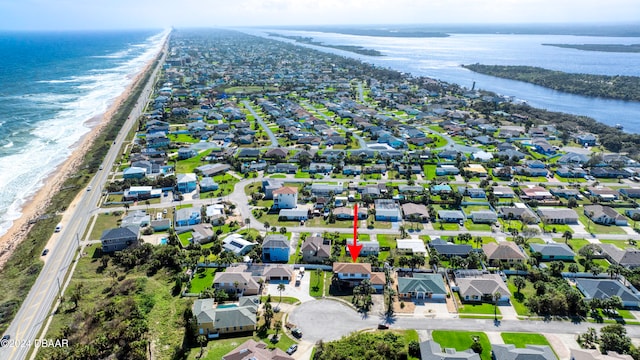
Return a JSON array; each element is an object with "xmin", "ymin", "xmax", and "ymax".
[{"xmin": 0, "ymin": 58, "xmax": 156, "ymax": 270}]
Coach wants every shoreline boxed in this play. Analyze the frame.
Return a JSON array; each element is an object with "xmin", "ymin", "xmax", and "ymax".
[{"xmin": 0, "ymin": 56, "xmax": 156, "ymax": 270}]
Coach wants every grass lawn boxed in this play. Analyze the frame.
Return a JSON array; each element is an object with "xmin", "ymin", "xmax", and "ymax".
[
  {"xmin": 178, "ymin": 231, "xmax": 192, "ymax": 247},
  {"xmin": 500, "ymin": 333, "xmax": 550, "ymax": 348},
  {"xmin": 377, "ymin": 234, "xmax": 398, "ymax": 249},
  {"xmin": 464, "ymin": 221, "xmax": 492, "ymax": 231},
  {"xmin": 423, "ymin": 164, "xmax": 437, "ymax": 180},
  {"xmin": 190, "ymin": 336, "xmax": 253, "ymax": 360},
  {"xmin": 305, "ymin": 216, "xmax": 352, "ymax": 228},
  {"xmin": 578, "ymin": 214, "xmax": 627, "ymax": 235},
  {"xmin": 507, "ymin": 277, "xmax": 533, "ymax": 316},
  {"xmin": 599, "ymin": 239, "xmax": 636, "ymax": 250},
  {"xmin": 175, "ymin": 149, "xmax": 212, "ymax": 173},
  {"xmin": 309, "ymin": 270, "xmax": 325, "ymax": 297},
  {"xmin": 431, "ymin": 330, "xmax": 492, "ymax": 360},
  {"xmin": 554, "ymin": 238, "xmax": 590, "ymax": 251},
  {"xmin": 190, "ymin": 267, "xmax": 217, "ymax": 293},
  {"xmin": 436, "ymin": 222, "xmax": 460, "ymax": 231},
  {"xmin": 169, "ymin": 133, "xmax": 200, "ymax": 143},
  {"xmin": 458, "ymin": 302, "xmax": 501, "ymax": 316},
  {"xmin": 89, "ymin": 212, "xmax": 122, "ymax": 240}
]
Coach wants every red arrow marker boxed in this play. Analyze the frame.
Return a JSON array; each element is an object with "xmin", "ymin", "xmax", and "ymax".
[{"xmin": 347, "ymin": 203, "xmax": 362, "ymax": 262}]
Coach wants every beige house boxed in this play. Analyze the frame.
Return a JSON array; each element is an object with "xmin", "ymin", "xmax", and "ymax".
[
  {"xmin": 483, "ymin": 242, "xmax": 528, "ymax": 266},
  {"xmin": 193, "ymin": 296, "xmax": 259, "ymax": 338},
  {"xmin": 456, "ymin": 274, "xmax": 510, "ymax": 303},
  {"xmin": 213, "ymin": 271, "xmax": 261, "ymax": 296}
]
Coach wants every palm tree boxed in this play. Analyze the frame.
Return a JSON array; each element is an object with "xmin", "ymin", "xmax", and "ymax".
[
  {"xmin": 568, "ymin": 263, "xmax": 579, "ymax": 278},
  {"xmin": 493, "ymin": 291, "xmax": 502, "ymax": 321},
  {"xmin": 197, "ymin": 334, "xmax": 207, "ymax": 358},
  {"xmin": 513, "ymin": 276, "xmax": 526, "ymax": 295},
  {"xmin": 277, "ymin": 283, "xmax": 286, "ymax": 304},
  {"xmin": 562, "ymin": 230, "xmax": 572, "ymax": 245}
]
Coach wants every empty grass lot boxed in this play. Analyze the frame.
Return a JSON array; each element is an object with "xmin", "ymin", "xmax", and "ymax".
[
  {"xmin": 500, "ymin": 333, "xmax": 550, "ymax": 348},
  {"xmin": 309, "ymin": 270, "xmax": 325, "ymax": 297},
  {"xmin": 431, "ymin": 330, "xmax": 492, "ymax": 360},
  {"xmin": 189, "ymin": 267, "xmax": 217, "ymax": 293}
]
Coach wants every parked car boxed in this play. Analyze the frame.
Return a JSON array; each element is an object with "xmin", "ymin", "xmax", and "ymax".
[
  {"xmin": 378, "ymin": 321, "xmax": 389, "ymax": 329},
  {"xmin": 286, "ymin": 344, "xmax": 298, "ymax": 355},
  {"xmin": 42, "ymin": 249, "xmax": 49, "ymax": 256},
  {"xmin": 291, "ymin": 328, "xmax": 302, "ymax": 338},
  {"xmin": 1, "ymin": 334, "xmax": 10, "ymax": 347}
]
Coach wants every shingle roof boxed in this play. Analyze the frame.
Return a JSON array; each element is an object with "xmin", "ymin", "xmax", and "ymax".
[
  {"xmin": 575, "ymin": 278, "xmax": 640, "ymax": 303},
  {"xmin": 529, "ymin": 243, "xmax": 575, "ymax": 257},
  {"xmin": 333, "ymin": 262, "xmax": 371, "ymax": 274},
  {"xmin": 397, "ymin": 274, "xmax": 446, "ymax": 295},
  {"xmin": 456, "ymin": 274, "xmax": 511, "ymax": 299},
  {"xmin": 483, "ymin": 242, "xmax": 527, "ymax": 261},
  {"xmin": 492, "ymin": 344, "xmax": 556, "ymax": 360}
]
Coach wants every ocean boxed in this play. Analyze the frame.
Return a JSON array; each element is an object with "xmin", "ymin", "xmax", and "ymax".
[
  {"xmin": 0, "ymin": 29, "xmax": 167, "ymax": 238},
  {"xmin": 247, "ymin": 28, "xmax": 640, "ymax": 132}
]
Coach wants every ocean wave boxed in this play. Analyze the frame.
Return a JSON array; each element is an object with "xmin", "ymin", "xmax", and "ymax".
[
  {"xmin": 2, "ymin": 140, "xmax": 13, "ymax": 148},
  {"xmin": 37, "ymin": 79, "xmax": 81, "ymax": 84},
  {"xmin": 0, "ymin": 29, "xmax": 169, "ymax": 238}
]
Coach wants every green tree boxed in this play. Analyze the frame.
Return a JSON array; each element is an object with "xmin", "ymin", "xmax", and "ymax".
[
  {"xmin": 562, "ymin": 230, "xmax": 572, "ymax": 244},
  {"xmin": 599, "ymin": 324, "xmax": 632, "ymax": 355},
  {"xmin": 277, "ymin": 283, "xmax": 286, "ymax": 304},
  {"xmin": 513, "ymin": 276, "xmax": 526, "ymax": 294},
  {"xmin": 493, "ymin": 291, "xmax": 501, "ymax": 321}
]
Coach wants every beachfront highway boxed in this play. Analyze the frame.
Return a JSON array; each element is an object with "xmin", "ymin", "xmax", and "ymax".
[{"xmin": 0, "ymin": 45, "xmax": 166, "ymax": 360}]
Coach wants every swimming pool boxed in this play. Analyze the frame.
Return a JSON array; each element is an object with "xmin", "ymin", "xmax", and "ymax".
[
  {"xmin": 217, "ymin": 304, "xmax": 238, "ymax": 309},
  {"xmin": 160, "ymin": 238, "xmax": 167, "ymax": 245}
]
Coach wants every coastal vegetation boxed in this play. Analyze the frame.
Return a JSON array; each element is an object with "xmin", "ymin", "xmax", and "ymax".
[
  {"xmin": 543, "ymin": 43, "xmax": 640, "ymax": 53},
  {"xmin": 268, "ymin": 33, "xmax": 384, "ymax": 56},
  {"xmin": 463, "ymin": 64, "xmax": 640, "ymax": 102},
  {"xmin": 313, "ymin": 330, "xmax": 420, "ymax": 360},
  {"xmin": 37, "ymin": 244, "xmax": 188, "ymax": 360},
  {"xmin": 0, "ymin": 50, "xmax": 160, "ymax": 334}
]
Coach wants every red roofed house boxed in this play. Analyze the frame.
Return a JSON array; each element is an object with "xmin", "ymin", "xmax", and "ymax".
[{"xmin": 273, "ymin": 186, "xmax": 298, "ymax": 209}]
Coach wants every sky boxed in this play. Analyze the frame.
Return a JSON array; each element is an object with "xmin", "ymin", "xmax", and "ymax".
[{"xmin": 1, "ymin": 0, "xmax": 639, "ymax": 30}]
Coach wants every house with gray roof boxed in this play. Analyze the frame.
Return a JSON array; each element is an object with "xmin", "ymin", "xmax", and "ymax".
[
  {"xmin": 438, "ymin": 210, "xmax": 465, "ymax": 223},
  {"xmin": 221, "ymin": 339, "xmax": 294, "ymax": 360},
  {"xmin": 120, "ymin": 210, "xmax": 150, "ymax": 228},
  {"xmin": 497, "ymin": 206, "xmax": 539, "ymax": 222},
  {"xmin": 584, "ymin": 205, "xmax": 628, "ymax": 226},
  {"xmin": 301, "ymin": 235, "xmax": 331, "ymax": 264},
  {"xmin": 420, "ymin": 340, "xmax": 480, "ymax": 360},
  {"xmin": 100, "ymin": 226, "xmax": 140, "ymax": 253},
  {"xmin": 536, "ymin": 208, "xmax": 579, "ymax": 224},
  {"xmin": 530, "ymin": 243, "xmax": 575, "ymax": 261},
  {"xmin": 455, "ymin": 273, "xmax": 511, "ymax": 303},
  {"xmin": 492, "ymin": 344, "xmax": 557, "ymax": 360},
  {"xmin": 598, "ymin": 243, "xmax": 640, "ymax": 269},
  {"xmin": 575, "ymin": 278, "xmax": 640, "ymax": 308},
  {"xmin": 397, "ymin": 273, "xmax": 447, "ymax": 300},
  {"xmin": 192, "ymin": 296, "xmax": 259, "ymax": 338},
  {"xmin": 402, "ymin": 203, "xmax": 430, "ymax": 222},
  {"xmin": 429, "ymin": 238, "xmax": 473, "ymax": 258},
  {"xmin": 470, "ymin": 210, "xmax": 498, "ymax": 224}
]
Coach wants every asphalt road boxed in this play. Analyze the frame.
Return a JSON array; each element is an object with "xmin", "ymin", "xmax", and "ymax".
[
  {"xmin": 0, "ymin": 40, "xmax": 167, "ymax": 360},
  {"xmin": 242, "ymin": 100, "xmax": 278, "ymax": 148},
  {"xmin": 290, "ymin": 299, "xmax": 640, "ymax": 343}
]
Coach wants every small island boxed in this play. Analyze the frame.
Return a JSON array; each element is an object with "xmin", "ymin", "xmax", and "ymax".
[
  {"xmin": 268, "ymin": 33, "xmax": 383, "ymax": 56},
  {"xmin": 462, "ymin": 64, "xmax": 640, "ymax": 102},
  {"xmin": 543, "ymin": 43, "xmax": 640, "ymax": 53}
]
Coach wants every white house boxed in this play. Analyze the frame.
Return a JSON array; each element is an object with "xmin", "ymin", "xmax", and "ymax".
[{"xmin": 273, "ymin": 186, "xmax": 298, "ymax": 209}]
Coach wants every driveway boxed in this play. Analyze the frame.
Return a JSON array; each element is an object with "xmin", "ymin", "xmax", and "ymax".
[
  {"xmin": 267, "ymin": 270, "xmax": 315, "ymax": 303},
  {"xmin": 289, "ymin": 299, "xmax": 380, "ymax": 342}
]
